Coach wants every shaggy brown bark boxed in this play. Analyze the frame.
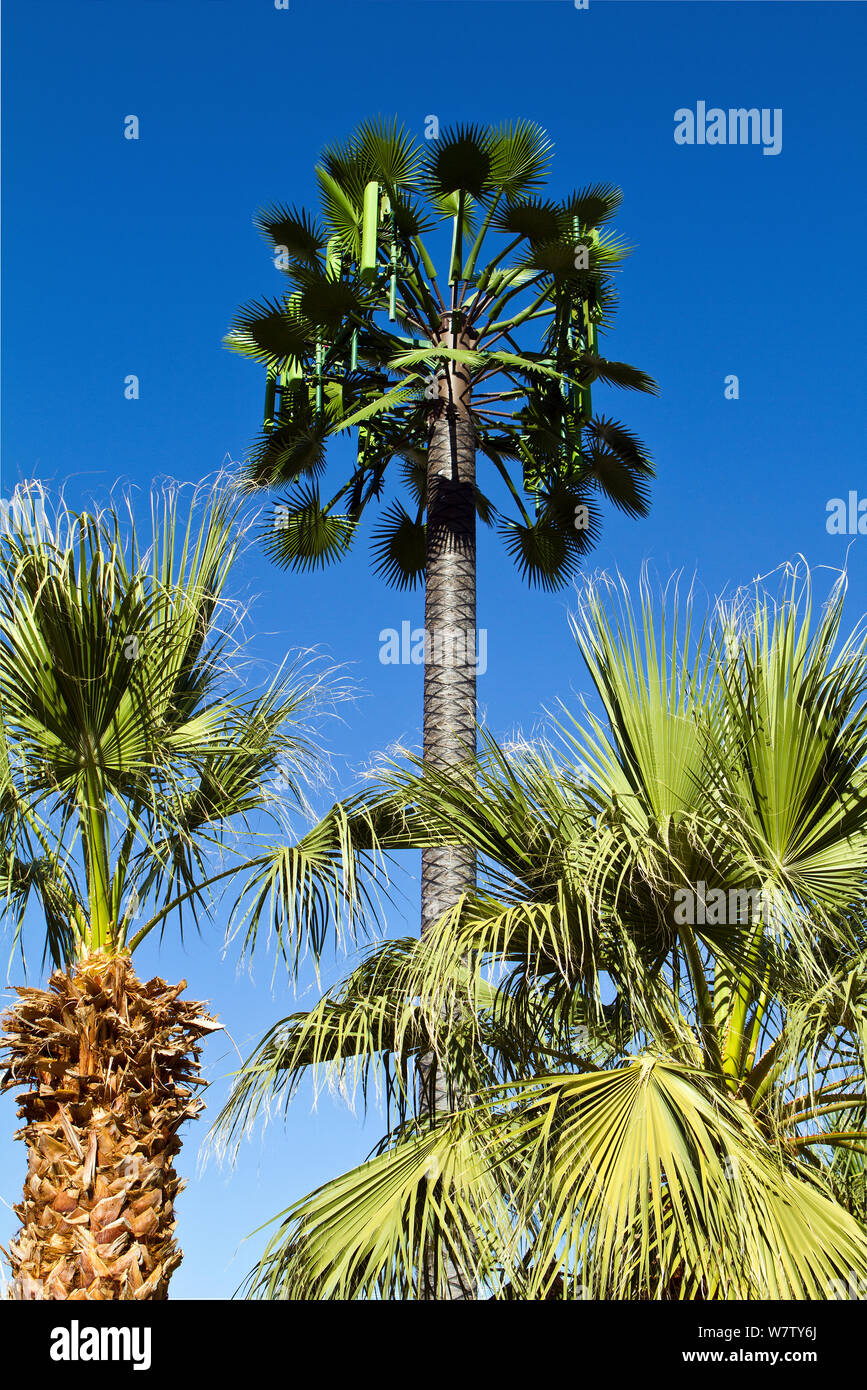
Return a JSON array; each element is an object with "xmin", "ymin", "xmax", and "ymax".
[{"xmin": 0, "ymin": 952, "xmax": 218, "ymax": 1300}]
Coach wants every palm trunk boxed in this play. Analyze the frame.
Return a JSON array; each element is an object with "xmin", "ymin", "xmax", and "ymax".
[
  {"xmin": 418, "ymin": 312, "xmax": 477, "ymax": 1299},
  {"xmin": 0, "ymin": 952, "xmax": 217, "ymax": 1300}
]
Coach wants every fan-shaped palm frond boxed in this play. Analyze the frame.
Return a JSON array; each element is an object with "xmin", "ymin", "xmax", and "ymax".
[
  {"xmin": 262, "ymin": 484, "xmax": 357, "ymax": 573},
  {"xmin": 369, "ymin": 500, "xmax": 426, "ymax": 591},
  {"xmin": 580, "ymin": 441, "xmax": 653, "ymax": 517},
  {"xmin": 254, "ymin": 204, "xmax": 325, "ymax": 265},
  {"xmin": 488, "ymin": 121, "xmax": 553, "ymax": 200},
  {"xmin": 498, "ymin": 514, "xmax": 583, "ymax": 592},
  {"xmin": 576, "ymin": 356, "xmax": 659, "ymax": 395},
  {"xmin": 352, "ymin": 117, "xmax": 423, "ymax": 191},
  {"xmin": 296, "ymin": 272, "xmax": 365, "ymax": 335},
  {"xmin": 227, "ymin": 298, "xmax": 312, "ymax": 365},
  {"xmin": 518, "ymin": 1061, "xmax": 867, "ymax": 1299},
  {"xmin": 560, "ymin": 182, "xmax": 624, "ymax": 229},
  {"xmin": 244, "ymin": 419, "xmax": 329, "ymax": 487},
  {"xmin": 0, "ymin": 485, "xmax": 381, "ymax": 969},
  {"xmin": 421, "ymin": 123, "xmax": 494, "ymax": 202},
  {"xmin": 492, "ymin": 198, "xmax": 566, "ymax": 243},
  {"xmin": 222, "ymin": 568, "xmax": 867, "ymax": 1300}
]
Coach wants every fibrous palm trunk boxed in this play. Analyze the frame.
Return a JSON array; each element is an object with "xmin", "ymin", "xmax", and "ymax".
[
  {"xmin": 418, "ymin": 312, "xmax": 477, "ymax": 1299},
  {"xmin": 0, "ymin": 951, "xmax": 217, "ymax": 1300}
]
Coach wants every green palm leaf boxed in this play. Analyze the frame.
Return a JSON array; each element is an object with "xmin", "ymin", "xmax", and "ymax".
[
  {"xmin": 0, "ymin": 485, "xmax": 378, "ymax": 966},
  {"xmin": 262, "ymin": 484, "xmax": 357, "ymax": 573},
  {"xmin": 498, "ymin": 513, "xmax": 583, "ymax": 592},
  {"xmin": 253, "ymin": 203, "xmax": 325, "ymax": 265},
  {"xmin": 519, "ymin": 1061, "xmax": 867, "ymax": 1298},
  {"xmin": 421, "ymin": 123, "xmax": 494, "ymax": 201},
  {"xmin": 580, "ymin": 441, "xmax": 653, "ymax": 517},
  {"xmin": 488, "ymin": 121, "xmax": 553, "ymax": 199},
  {"xmin": 370, "ymin": 501, "xmax": 426, "ymax": 591},
  {"xmin": 352, "ymin": 117, "xmax": 422, "ymax": 190},
  {"xmin": 560, "ymin": 183, "xmax": 624, "ymax": 229},
  {"xmin": 577, "ymin": 356, "xmax": 659, "ymax": 395},
  {"xmin": 243, "ymin": 1111, "xmax": 514, "ymax": 1300},
  {"xmin": 492, "ymin": 197, "xmax": 565, "ymax": 242},
  {"xmin": 227, "ymin": 297, "xmax": 312, "ymax": 365}
]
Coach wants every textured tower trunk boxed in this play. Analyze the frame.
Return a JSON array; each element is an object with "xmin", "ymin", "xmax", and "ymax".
[
  {"xmin": 0, "ymin": 952, "xmax": 218, "ymax": 1300},
  {"xmin": 421, "ymin": 316, "xmax": 478, "ymax": 940},
  {"xmin": 418, "ymin": 312, "xmax": 477, "ymax": 1299}
]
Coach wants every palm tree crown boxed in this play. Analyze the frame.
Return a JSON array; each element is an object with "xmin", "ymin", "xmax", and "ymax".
[
  {"xmin": 218, "ymin": 567, "xmax": 867, "ymax": 1299},
  {"xmin": 0, "ymin": 483, "xmax": 370, "ymax": 971},
  {"xmin": 226, "ymin": 118, "xmax": 656, "ymax": 591}
]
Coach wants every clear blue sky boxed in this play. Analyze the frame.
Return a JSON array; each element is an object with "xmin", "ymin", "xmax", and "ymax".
[{"xmin": 1, "ymin": 0, "xmax": 865, "ymax": 1298}]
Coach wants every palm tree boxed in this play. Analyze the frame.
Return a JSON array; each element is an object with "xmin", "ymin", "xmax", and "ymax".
[
  {"xmin": 225, "ymin": 119, "xmax": 656, "ymax": 1078},
  {"xmin": 217, "ymin": 566, "xmax": 867, "ymax": 1298},
  {"xmin": 0, "ymin": 483, "xmax": 372, "ymax": 1300}
]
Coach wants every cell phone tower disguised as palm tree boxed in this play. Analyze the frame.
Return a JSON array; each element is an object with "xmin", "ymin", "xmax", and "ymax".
[{"xmin": 225, "ymin": 117, "xmax": 657, "ymax": 1114}]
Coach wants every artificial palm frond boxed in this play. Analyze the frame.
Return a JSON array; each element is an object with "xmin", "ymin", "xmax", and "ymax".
[
  {"xmin": 245, "ymin": 419, "xmax": 329, "ymax": 486},
  {"xmin": 352, "ymin": 117, "xmax": 423, "ymax": 191},
  {"xmin": 261, "ymin": 484, "xmax": 357, "ymax": 573},
  {"xmin": 584, "ymin": 414, "xmax": 654, "ymax": 468},
  {"xmin": 421, "ymin": 123, "xmax": 494, "ymax": 202},
  {"xmin": 254, "ymin": 204, "xmax": 325, "ymax": 265},
  {"xmin": 580, "ymin": 441, "xmax": 653, "ymax": 517},
  {"xmin": 315, "ymin": 165, "xmax": 362, "ymax": 255},
  {"xmin": 227, "ymin": 298, "xmax": 312, "ymax": 365},
  {"xmin": 488, "ymin": 121, "xmax": 554, "ymax": 199},
  {"xmin": 492, "ymin": 197, "xmax": 565, "ymax": 243},
  {"xmin": 369, "ymin": 501, "xmax": 426, "ymax": 591},
  {"xmin": 498, "ymin": 513, "xmax": 583, "ymax": 592},
  {"xmin": 577, "ymin": 356, "xmax": 659, "ymax": 395},
  {"xmin": 560, "ymin": 183, "xmax": 624, "ymax": 229},
  {"xmin": 296, "ymin": 272, "xmax": 365, "ymax": 335}
]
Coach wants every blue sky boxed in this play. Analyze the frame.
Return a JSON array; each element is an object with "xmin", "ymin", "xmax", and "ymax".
[{"xmin": 1, "ymin": 0, "xmax": 865, "ymax": 1297}]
